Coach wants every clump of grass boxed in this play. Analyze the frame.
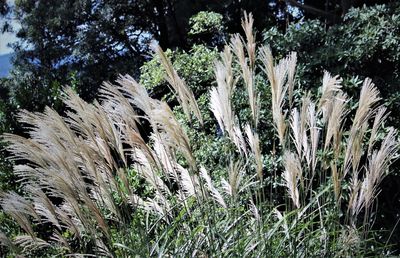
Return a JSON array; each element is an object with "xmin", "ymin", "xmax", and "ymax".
[{"xmin": 0, "ymin": 14, "xmax": 398, "ymax": 257}]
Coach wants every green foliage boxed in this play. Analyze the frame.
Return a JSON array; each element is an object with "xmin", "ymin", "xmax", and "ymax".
[
  {"xmin": 187, "ymin": 10, "xmax": 226, "ymax": 46},
  {"xmin": 264, "ymin": 3, "xmax": 400, "ymax": 125},
  {"xmin": 188, "ymin": 11, "xmax": 223, "ymax": 36},
  {"xmin": 141, "ymin": 44, "xmax": 219, "ymax": 89},
  {"xmin": 1, "ymin": 0, "xmax": 279, "ymax": 114},
  {"xmin": 0, "ymin": 79, "xmax": 19, "ymax": 193},
  {"xmin": 4, "ymin": 0, "xmax": 159, "ymax": 112},
  {"xmin": 0, "ymin": 79, "xmax": 20, "ymax": 257},
  {"xmin": 140, "ymin": 44, "xmax": 219, "ymax": 99}
]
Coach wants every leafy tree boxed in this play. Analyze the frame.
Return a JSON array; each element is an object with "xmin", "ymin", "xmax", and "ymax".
[
  {"xmin": 0, "ymin": 0, "xmax": 278, "ymax": 114},
  {"xmin": 0, "ymin": 0, "xmax": 7, "ymax": 16},
  {"xmin": 281, "ymin": 0, "xmax": 396, "ymax": 24},
  {"xmin": 1, "ymin": 0, "xmax": 397, "ymax": 116},
  {"xmin": 264, "ymin": 3, "xmax": 400, "ymax": 126},
  {"xmin": 0, "ymin": 79, "xmax": 17, "ymax": 192},
  {"xmin": 7, "ymin": 0, "xmax": 156, "ymax": 111}
]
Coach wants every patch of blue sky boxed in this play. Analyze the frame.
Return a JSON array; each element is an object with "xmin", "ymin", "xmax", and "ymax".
[{"xmin": 0, "ymin": 0, "xmax": 20, "ymax": 54}]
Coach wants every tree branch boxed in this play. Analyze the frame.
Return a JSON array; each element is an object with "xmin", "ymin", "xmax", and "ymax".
[{"xmin": 286, "ymin": 0, "xmax": 340, "ymax": 23}]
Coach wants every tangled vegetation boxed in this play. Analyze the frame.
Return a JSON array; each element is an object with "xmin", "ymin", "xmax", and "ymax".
[{"xmin": 0, "ymin": 13, "xmax": 399, "ymax": 257}]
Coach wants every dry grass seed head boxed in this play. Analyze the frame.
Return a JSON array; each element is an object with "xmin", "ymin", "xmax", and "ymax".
[
  {"xmin": 286, "ymin": 52, "xmax": 297, "ymax": 108},
  {"xmin": 353, "ymin": 78, "xmax": 381, "ymax": 128},
  {"xmin": 241, "ymin": 12, "xmax": 256, "ymax": 69},
  {"xmin": 116, "ymin": 75, "xmax": 153, "ymax": 116},
  {"xmin": 154, "ymin": 45, "xmax": 203, "ymax": 125},
  {"xmin": 368, "ymin": 106, "xmax": 388, "ymax": 155},
  {"xmin": 134, "ymin": 148, "xmax": 171, "ymax": 198},
  {"xmin": 324, "ymin": 92, "xmax": 348, "ymax": 153},
  {"xmin": 149, "ymin": 101, "xmax": 195, "ymax": 168},
  {"xmin": 211, "ymin": 47, "xmax": 236, "ymax": 135},
  {"xmin": 363, "ymin": 128, "xmax": 398, "ymax": 208},
  {"xmin": 199, "ymin": 167, "xmax": 227, "ymax": 209},
  {"xmin": 318, "ymin": 71, "xmax": 342, "ymax": 123},
  {"xmin": 260, "ymin": 46, "xmax": 291, "ymax": 145},
  {"xmin": 232, "ymin": 17, "xmax": 260, "ymax": 126},
  {"xmin": 245, "ymin": 124, "xmax": 263, "ymax": 181},
  {"xmin": 177, "ymin": 164, "xmax": 199, "ymax": 198},
  {"xmin": 221, "ymin": 160, "xmax": 244, "ymax": 198},
  {"xmin": 0, "ymin": 192, "xmax": 38, "ymax": 237},
  {"xmin": 210, "ymin": 49, "xmax": 247, "ymax": 155},
  {"xmin": 307, "ymin": 101, "xmax": 320, "ymax": 174},
  {"xmin": 290, "ymin": 108, "xmax": 302, "ymax": 158},
  {"xmin": 99, "ymin": 81, "xmax": 140, "ymax": 133},
  {"xmin": 13, "ymin": 235, "xmax": 51, "ymax": 252},
  {"xmin": 283, "ymin": 151, "xmax": 302, "ymax": 208}
]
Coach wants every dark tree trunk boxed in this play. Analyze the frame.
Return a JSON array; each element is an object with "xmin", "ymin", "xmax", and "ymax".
[
  {"xmin": 341, "ymin": 0, "xmax": 354, "ymax": 15},
  {"xmin": 154, "ymin": 0, "xmax": 170, "ymax": 49}
]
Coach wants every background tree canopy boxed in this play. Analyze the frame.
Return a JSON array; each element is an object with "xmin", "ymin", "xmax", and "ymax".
[
  {"xmin": 1, "ymin": 0, "xmax": 400, "ymax": 256},
  {"xmin": 0, "ymin": 0, "xmax": 395, "ymax": 112}
]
